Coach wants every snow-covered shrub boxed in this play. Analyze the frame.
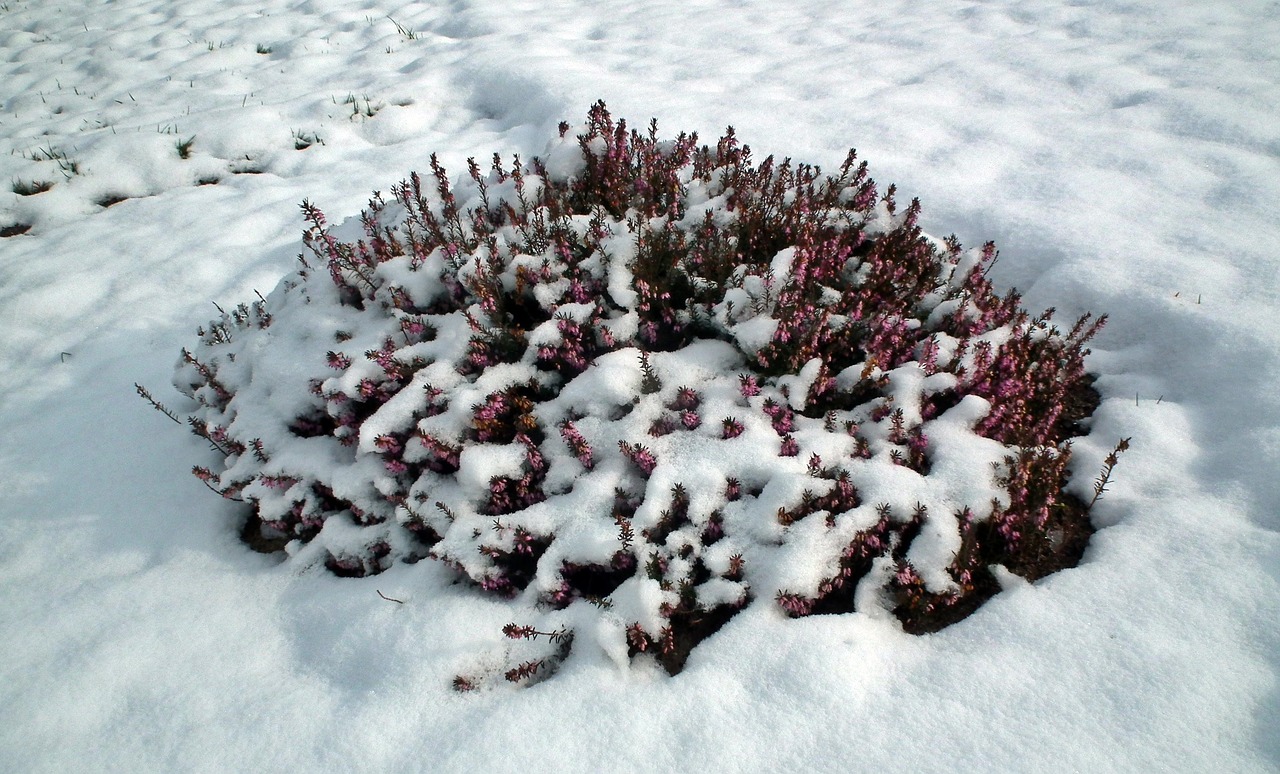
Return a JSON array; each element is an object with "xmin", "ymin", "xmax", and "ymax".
[{"xmin": 161, "ymin": 102, "xmax": 1113, "ymax": 680}]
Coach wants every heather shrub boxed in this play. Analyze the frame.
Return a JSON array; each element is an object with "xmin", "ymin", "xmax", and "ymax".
[{"xmin": 155, "ymin": 102, "xmax": 1117, "ymax": 683}]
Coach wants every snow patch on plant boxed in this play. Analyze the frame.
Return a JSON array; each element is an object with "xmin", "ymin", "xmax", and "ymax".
[{"xmin": 155, "ymin": 102, "xmax": 1120, "ymax": 682}]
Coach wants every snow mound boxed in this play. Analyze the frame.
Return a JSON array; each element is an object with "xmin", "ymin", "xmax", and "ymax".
[{"xmin": 158, "ymin": 102, "xmax": 1115, "ymax": 682}]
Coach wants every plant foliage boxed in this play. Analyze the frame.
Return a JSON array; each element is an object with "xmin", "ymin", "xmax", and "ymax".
[{"xmin": 157, "ymin": 102, "xmax": 1116, "ymax": 681}]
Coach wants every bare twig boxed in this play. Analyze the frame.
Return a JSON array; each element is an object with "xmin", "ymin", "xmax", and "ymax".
[
  {"xmin": 195, "ymin": 476, "xmax": 244, "ymax": 502},
  {"xmin": 136, "ymin": 383, "xmax": 184, "ymax": 424},
  {"xmin": 502, "ymin": 623, "xmax": 572, "ymax": 643},
  {"xmin": 1088, "ymin": 437, "xmax": 1132, "ymax": 508}
]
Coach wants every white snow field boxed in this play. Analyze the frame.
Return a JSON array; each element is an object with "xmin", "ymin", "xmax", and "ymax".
[{"xmin": 1, "ymin": 0, "xmax": 1278, "ymax": 770}]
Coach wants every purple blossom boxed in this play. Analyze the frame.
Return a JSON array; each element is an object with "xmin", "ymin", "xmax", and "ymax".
[
  {"xmin": 619, "ymin": 441, "xmax": 657, "ymax": 477},
  {"xmin": 560, "ymin": 422, "xmax": 595, "ymax": 469},
  {"xmin": 672, "ymin": 387, "xmax": 701, "ymax": 411},
  {"xmin": 725, "ymin": 477, "xmax": 742, "ymax": 501},
  {"xmin": 776, "ymin": 592, "xmax": 814, "ymax": 618},
  {"xmin": 648, "ymin": 416, "xmax": 676, "ymax": 437}
]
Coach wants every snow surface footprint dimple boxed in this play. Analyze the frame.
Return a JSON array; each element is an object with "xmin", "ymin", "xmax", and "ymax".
[{"xmin": 0, "ymin": 0, "xmax": 470, "ymax": 235}]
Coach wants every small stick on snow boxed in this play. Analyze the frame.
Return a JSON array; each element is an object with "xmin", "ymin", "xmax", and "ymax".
[{"xmin": 377, "ymin": 590, "xmax": 404, "ymax": 604}]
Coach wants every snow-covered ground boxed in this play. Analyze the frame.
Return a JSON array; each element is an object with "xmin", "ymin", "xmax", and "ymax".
[{"xmin": 2, "ymin": 0, "xmax": 1277, "ymax": 770}]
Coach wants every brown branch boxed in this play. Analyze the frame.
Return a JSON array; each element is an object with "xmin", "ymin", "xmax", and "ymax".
[{"xmin": 136, "ymin": 383, "xmax": 183, "ymax": 425}]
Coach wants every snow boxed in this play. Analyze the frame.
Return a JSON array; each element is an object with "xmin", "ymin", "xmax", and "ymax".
[{"xmin": 2, "ymin": 0, "xmax": 1278, "ymax": 771}]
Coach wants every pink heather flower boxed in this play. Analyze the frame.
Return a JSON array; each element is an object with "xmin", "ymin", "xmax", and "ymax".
[
  {"xmin": 818, "ymin": 577, "xmax": 844, "ymax": 596},
  {"xmin": 336, "ymin": 411, "xmax": 361, "ymax": 428},
  {"xmin": 648, "ymin": 416, "xmax": 676, "ymax": 437},
  {"xmin": 894, "ymin": 563, "xmax": 922, "ymax": 587},
  {"xmin": 626, "ymin": 624, "xmax": 650, "ymax": 652},
  {"xmin": 725, "ymin": 477, "xmax": 742, "ymax": 501},
  {"xmin": 762, "ymin": 399, "xmax": 794, "ymax": 434},
  {"xmin": 997, "ymin": 517, "xmax": 1021, "ymax": 545},
  {"xmin": 776, "ymin": 592, "xmax": 813, "ymax": 618},
  {"xmin": 418, "ymin": 433, "xmax": 461, "ymax": 472},
  {"xmin": 518, "ymin": 434, "xmax": 546, "ymax": 473},
  {"xmin": 833, "ymin": 474, "xmax": 857, "ymax": 506},
  {"xmin": 673, "ymin": 387, "xmax": 700, "ymax": 411},
  {"xmin": 619, "ymin": 441, "xmax": 657, "ymax": 477},
  {"xmin": 721, "ymin": 417, "xmax": 744, "ymax": 439},
  {"xmin": 503, "ymin": 623, "xmax": 539, "ymax": 640},
  {"xmin": 512, "ymin": 528, "xmax": 537, "ymax": 555},
  {"xmin": 739, "ymin": 374, "xmax": 761, "ymax": 398},
  {"xmin": 374, "ymin": 434, "xmax": 403, "ymax": 454},
  {"xmin": 547, "ymin": 581, "xmax": 573, "ymax": 608},
  {"xmin": 680, "ymin": 411, "xmax": 701, "ymax": 430},
  {"xmin": 869, "ymin": 399, "xmax": 893, "ymax": 422},
  {"xmin": 480, "ymin": 574, "xmax": 515, "ymax": 597},
  {"xmin": 659, "ymin": 627, "xmax": 676, "ymax": 655},
  {"xmin": 779, "ymin": 435, "xmax": 799, "ymax": 457},
  {"xmin": 560, "ymin": 422, "xmax": 595, "ymax": 470},
  {"xmin": 329, "ymin": 556, "xmax": 362, "ymax": 574}
]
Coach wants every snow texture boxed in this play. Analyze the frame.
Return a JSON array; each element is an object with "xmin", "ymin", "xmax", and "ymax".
[{"xmin": 1, "ymin": 0, "xmax": 1278, "ymax": 771}]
